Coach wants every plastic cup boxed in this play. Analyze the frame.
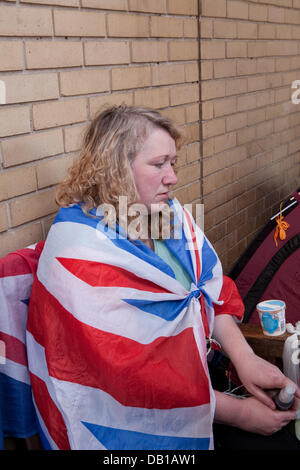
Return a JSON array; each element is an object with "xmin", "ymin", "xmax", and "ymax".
[{"xmin": 256, "ymin": 300, "xmax": 286, "ymax": 336}]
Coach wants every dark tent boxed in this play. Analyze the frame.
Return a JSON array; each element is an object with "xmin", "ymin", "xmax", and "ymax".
[{"xmin": 229, "ymin": 188, "xmax": 300, "ymax": 325}]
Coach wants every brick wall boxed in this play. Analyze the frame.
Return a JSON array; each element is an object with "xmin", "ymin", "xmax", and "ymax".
[
  {"xmin": 0, "ymin": 0, "xmax": 200, "ymax": 257},
  {"xmin": 201, "ymin": 0, "xmax": 300, "ymax": 271},
  {"xmin": 0, "ymin": 0, "xmax": 299, "ymax": 274}
]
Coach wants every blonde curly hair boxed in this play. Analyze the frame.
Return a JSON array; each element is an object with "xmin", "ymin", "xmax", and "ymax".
[{"xmin": 56, "ymin": 105, "xmax": 182, "ymax": 220}]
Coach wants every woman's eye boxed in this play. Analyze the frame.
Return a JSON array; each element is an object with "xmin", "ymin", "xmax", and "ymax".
[{"xmin": 154, "ymin": 162, "xmax": 164, "ymax": 168}]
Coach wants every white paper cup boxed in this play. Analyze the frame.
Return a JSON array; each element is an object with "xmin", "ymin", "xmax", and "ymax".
[{"xmin": 256, "ymin": 300, "xmax": 286, "ymax": 336}]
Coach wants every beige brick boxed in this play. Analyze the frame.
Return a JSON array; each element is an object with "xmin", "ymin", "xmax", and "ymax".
[
  {"xmin": 276, "ymin": 24, "xmax": 293, "ymax": 40},
  {"xmin": 214, "ymin": 59, "xmax": 237, "ymax": 78},
  {"xmin": 226, "ymin": 112, "xmax": 247, "ymax": 132},
  {"xmin": 214, "ymin": 97, "xmax": 237, "ymax": 117},
  {"xmin": 226, "ymin": 41, "xmax": 247, "ymax": 58},
  {"xmin": 268, "ymin": 6, "xmax": 285, "ymax": 23},
  {"xmin": 0, "ymin": 106, "xmax": 30, "ymax": 138},
  {"xmin": 132, "ymin": 41, "xmax": 168, "ymax": 63},
  {"xmin": 161, "ymin": 106, "xmax": 185, "ymax": 125},
  {"xmin": 84, "ymin": 41, "xmax": 130, "ymax": 65},
  {"xmin": 227, "ymin": 1, "xmax": 248, "ymax": 20},
  {"xmin": 202, "ymin": 101, "xmax": 214, "ymax": 120},
  {"xmin": 37, "ymin": 155, "xmax": 74, "ymax": 188},
  {"xmin": 169, "ymin": 40, "xmax": 198, "ymax": 61},
  {"xmin": 237, "ymin": 94, "xmax": 257, "ymax": 112},
  {"xmin": 0, "ymin": 5, "xmax": 53, "ymax": 36},
  {"xmin": 201, "ymin": 61, "xmax": 213, "ymax": 80},
  {"xmin": 33, "ymin": 99, "xmax": 87, "ymax": 130},
  {"xmin": 184, "ymin": 122, "xmax": 200, "ymax": 143},
  {"xmin": 54, "ymin": 10, "xmax": 106, "ymax": 37},
  {"xmin": 203, "ymin": 167, "xmax": 235, "ymax": 195},
  {"xmin": 0, "ymin": 166, "xmax": 36, "ymax": 202},
  {"xmin": 201, "ymin": 40, "xmax": 226, "ymax": 59},
  {"xmin": 152, "ymin": 63, "xmax": 185, "ymax": 86},
  {"xmin": 150, "ymin": 16, "xmax": 183, "ymax": 38},
  {"xmin": 25, "ymin": 40, "xmax": 83, "ymax": 69},
  {"xmin": 248, "ymin": 76, "xmax": 267, "ymax": 93},
  {"xmin": 214, "ymin": 131, "xmax": 236, "ymax": 154},
  {"xmin": 202, "ymin": 118, "xmax": 225, "ymax": 139},
  {"xmin": 170, "ymin": 83, "xmax": 199, "ymax": 106},
  {"xmin": 82, "ymin": 0, "xmax": 127, "ymax": 9},
  {"xmin": 268, "ymin": 41, "xmax": 298, "ymax": 56},
  {"xmin": 258, "ymin": 24, "xmax": 276, "ymax": 39},
  {"xmin": 112, "ymin": 66, "xmax": 151, "ymax": 90},
  {"xmin": 237, "ymin": 22, "xmax": 257, "ymax": 39},
  {"xmin": 0, "ymin": 223, "xmax": 43, "ymax": 257},
  {"xmin": 201, "ymin": 80, "xmax": 226, "ymax": 101},
  {"xmin": 184, "ymin": 18, "xmax": 198, "ymax": 38},
  {"xmin": 249, "ymin": 4, "xmax": 268, "ymax": 22},
  {"xmin": 0, "ymin": 204, "xmax": 8, "ymax": 233},
  {"xmin": 214, "ymin": 20, "xmax": 237, "ymax": 39},
  {"xmin": 186, "ymin": 141, "xmax": 200, "ymax": 163},
  {"xmin": 237, "ymin": 58, "xmax": 257, "ymax": 76},
  {"xmin": 201, "ymin": 0, "xmax": 226, "ymax": 18},
  {"xmin": 2, "ymin": 129, "xmax": 64, "ymax": 167},
  {"xmin": 247, "ymin": 108, "xmax": 266, "ymax": 126},
  {"xmin": 21, "ymin": 0, "xmax": 79, "ymax": 5},
  {"xmin": 225, "ymin": 78, "xmax": 247, "ymax": 96},
  {"xmin": 0, "ymin": 41, "xmax": 23, "ymax": 71},
  {"xmin": 134, "ymin": 87, "xmax": 169, "ymax": 109},
  {"xmin": 9, "ymin": 188, "xmax": 58, "ymax": 227},
  {"xmin": 0, "ymin": 73, "xmax": 58, "ymax": 104},
  {"xmin": 186, "ymin": 103, "xmax": 199, "ymax": 123},
  {"xmin": 108, "ymin": 13, "xmax": 149, "ymax": 37},
  {"xmin": 257, "ymin": 57, "xmax": 275, "ymax": 73},
  {"xmin": 167, "ymin": 0, "xmax": 198, "ymax": 15},
  {"xmin": 89, "ymin": 92, "xmax": 134, "ymax": 117},
  {"xmin": 129, "ymin": 0, "xmax": 166, "ymax": 13},
  {"xmin": 64, "ymin": 124, "xmax": 86, "ymax": 153},
  {"xmin": 175, "ymin": 162, "xmax": 200, "ymax": 187},
  {"xmin": 185, "ymin": 63, "xmax": 199, "ymax": 82},
  {"xmin": 60, "ymin": 69, "xmax": 110, "ymax": 96},
  {"xmin": 200, "ymin": 18, "xmax": 213, "ymax": 38}
]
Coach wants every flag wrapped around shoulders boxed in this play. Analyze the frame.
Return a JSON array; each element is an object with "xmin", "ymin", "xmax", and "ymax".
[
  {"xmin": 0, "ymin": 242, "xmax": 44, "ymax": 446},
  {"xmin": 27, "ymin": 198, "xmax": 243, "ymax": 451}
]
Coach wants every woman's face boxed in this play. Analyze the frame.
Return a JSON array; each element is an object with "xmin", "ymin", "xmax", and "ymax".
[{"xmin": 131, "ymin": 127, "xmax": 178, "ymax": 212}]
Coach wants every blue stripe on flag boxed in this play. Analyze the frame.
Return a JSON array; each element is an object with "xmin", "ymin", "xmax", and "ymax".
[
  {"xmin": 82, "ymin": 421, "xmax": 210, "ymax": 450},
  {"xmin": 0, "ymin": 373, "xmax": 38, "ymax": 439},
  {"xmin": 199, "ymin": 238, "xmax": 218, "ymax": 284},
  {"xmin": 122, "ymin": 297, "xmax": 188, "ymax": 321}
]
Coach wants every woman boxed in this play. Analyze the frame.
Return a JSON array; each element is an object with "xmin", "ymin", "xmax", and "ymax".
[{"xmin": 27, "ymin": 105, "xmax": 299, "ymax": 450}]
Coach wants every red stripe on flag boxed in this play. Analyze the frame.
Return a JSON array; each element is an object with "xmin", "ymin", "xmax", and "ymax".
[
  {"xmin": 0, "ymin": 331, "xmax": 27, "ymax": 366},
  {"xmin": 214, "ymin": 275, "xmax": 244, "ymax": 320},
  {"xmin": 28, "ymin": 280, "xmax": 210, "ymax": 410},
  {"xmin": 183, "ymin": 209, "xmax": 201, "ymax": 284},
  {"xmin": 56, "ymin": 257, "xmax": 172, "ymax": 294},
  {"xmin": 29, "ymin": 372, "xmax": 71, "ymax": 450},
  {"xmin": 0, "ymin": 241, "xmax": 44, "ymax": 278}
]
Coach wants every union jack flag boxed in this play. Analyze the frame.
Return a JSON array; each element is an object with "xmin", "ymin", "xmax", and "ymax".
[
  {"xmin": 0, "ymin": 242, "xmax": 44, "ymax": 448},
  {"xmin": 25, "ymin": 199, "xmax": 243, "ymax": 450}
]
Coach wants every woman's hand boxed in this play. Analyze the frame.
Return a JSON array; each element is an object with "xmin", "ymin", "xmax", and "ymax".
[
  {"xmin": 237, "ymin": 395, "xmax": 297, "ymax": 436},
  {"xmin": 214, "ymin": 391, "xmax": 298, "ymax": 436},
  {"xmin": 234, "ymin": 349, "xmax": 299, "ymax": 409},
  {"xmin": 213, "ymin": 314, "xmax": 300, "ymax": 408}
]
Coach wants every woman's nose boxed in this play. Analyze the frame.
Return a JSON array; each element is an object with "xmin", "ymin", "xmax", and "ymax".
[{"xmin": 163, "ymin": 163, "xmax": 178, "ymax": 186}]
